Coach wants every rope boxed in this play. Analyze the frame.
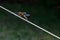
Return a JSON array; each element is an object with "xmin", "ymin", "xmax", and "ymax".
[{"xmin": 0, "ymin": 5, "xmax": 60, "ymax": 39}]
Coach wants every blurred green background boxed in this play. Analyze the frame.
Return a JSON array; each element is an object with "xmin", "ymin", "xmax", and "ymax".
[{"xmin": 0, "ymin": 0, "xmax": 60, "ymax": 40}]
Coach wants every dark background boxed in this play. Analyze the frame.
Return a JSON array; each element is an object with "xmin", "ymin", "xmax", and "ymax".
[
  {"xmin": 0, "ymin": 0, "xmax": 60, "ymax": 40},
  {"xmin": 0, "ymin": 0, "xmax": 60, "ymax": 18}
]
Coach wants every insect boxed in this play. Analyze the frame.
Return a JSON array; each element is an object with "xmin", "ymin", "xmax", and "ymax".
[{"xmin": 18, "ymin": 11, "xmax": 30, "ymax": 20}]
